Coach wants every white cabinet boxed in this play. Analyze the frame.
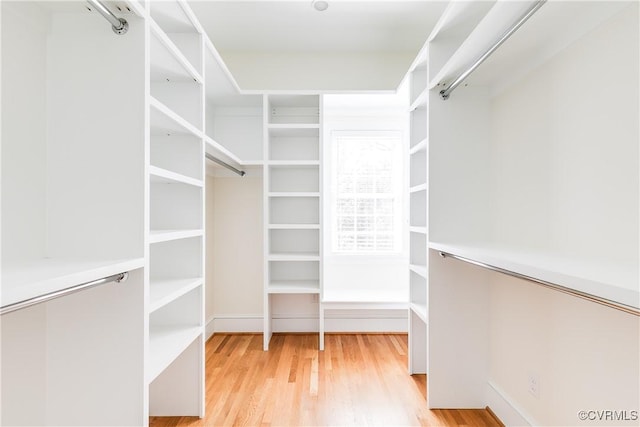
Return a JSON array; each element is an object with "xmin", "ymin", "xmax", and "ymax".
[{"xmin": 263, "ymin": 94, "xmax": 322, "ymax": 350}]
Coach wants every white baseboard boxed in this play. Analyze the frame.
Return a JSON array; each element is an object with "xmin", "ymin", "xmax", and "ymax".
[
  {"xmin": 207, "ymin": 311, "xmax": 408, "ymax": 335},
  {"xmin": 486, "ymin": 381, "xmax": 537, "ymax": 427}
]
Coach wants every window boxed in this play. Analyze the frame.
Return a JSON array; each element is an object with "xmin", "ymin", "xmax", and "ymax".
[{"xmin": 332, "ymin": 131, "xmax": 403, "ymax": 253}]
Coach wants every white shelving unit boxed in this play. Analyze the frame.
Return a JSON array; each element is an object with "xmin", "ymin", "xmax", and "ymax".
[
  {"xmin": 263, "ymin": 94, "xmax": 322, "ymax": 350},
  {"xmin": 418, "ymin": 0, "xmax": 639, "ymax": 422},
  {"xmin": 406, "ymin": 44, "xmax": 430, "ymax": 379},
  {"xmin": 2, "ymin": 0, "xmax": 259, "ymax": 424},
  {"xmin": 1, "ymin": 2, "xmax": 147, "ymax": 425},
  {"xmin": 146, "ymin": 0, "xmax": 204, "ymax": 418}
]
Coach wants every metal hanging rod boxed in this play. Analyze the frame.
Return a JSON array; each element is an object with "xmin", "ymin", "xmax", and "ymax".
[
  {"xmin": 438, "ymin": 251, "xmax": 640, "ymax": 317},
  {"xmin": 0, "ymin": 272, "xmax": 129, "ymax": 316},
  {"xmin": 440, "ymin": 0, "xmax": 546, "ymax": 100},
  {"xmin": 86, "ymin": 0, "xmax": 129, "ymax": 35},
  {"xmin": 206, "ymin": 153, "xmax": 246, "ymax": 177}
]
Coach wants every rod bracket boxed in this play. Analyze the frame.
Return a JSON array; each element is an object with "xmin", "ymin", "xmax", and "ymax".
[
  {"xmin": 439, "ymin": 90, "xmax": 450, "ymax": 101},
  {"xmin": 115, "ymin": 272, "xmax": 129, "ymax": 283},
  {"xmin": 112, "ymin": 17, "xmax": 129, "ymax": 35}
]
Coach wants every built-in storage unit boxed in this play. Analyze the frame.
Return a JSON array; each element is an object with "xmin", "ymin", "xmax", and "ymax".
[
  {"xmin": 1, "ymin": 2, "xmax": 146, "ymax": 425},
  {"xmin": 1, "ymin": 0, "xmax": 255, "ymax": 423},
  {"xmin": 415, "ymin": 0, "xmax": 639, "ymax": 424},
  {"xmin": 406, "ymin": 45, "xmax": 429, "ymax": 377},
  {"xmin": 146, "ymin": 0, "xmax": 205, "ymax": 418},
  {"xmin": 263, "ymin": 94, "xmax": 322, "ymax": 350}
]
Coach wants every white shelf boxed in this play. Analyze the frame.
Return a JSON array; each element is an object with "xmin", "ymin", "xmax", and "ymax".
[
  {"xmin": 268, "ymin": 126, "xmax": 320, "ymax": 138},
  {"xmin": 268, "ymin": 160, "xmax": 320, "ymax": 167},
  {"xmin": 148, "ymin": 325, "xmax": 202, "ymax": 383},
  {"xmin": 410, "ymin": 138, "xmax": 428, "ymax": 155},
  {"xmin": 150, "ymin": 96, "xmax": 202, "ymax": 138},
  {"xmin": 204, "ymin": 135, "xmax": 243, "ymax": 169},
  {"xmin": 149, "ymin": 278, "xmax": 203, "ymax": 313},
  {"xmin": 268, "ymin": 224, "xmax": 320, "ymax": 230},
  {"xmin": 409, "ymin": 264, "xmax": 428, "ymax": 279},
  {"xmin": 429, "ymin": 241, "xmax": 640, "ymax": 310},
  {"xmin": 323, "ymin": 288, "xmax": 407, "ymax": 306},
  {"xmin": 268, "ymin": 192, "xmax": 320, "ymax": 198},
  {"xmin": 150, "ymin": 20, "xmax": 203, "ymax": 84},
  {"xmin": 1, "ymin": 258, "xmax": 145, "ymax": 309},
  {"xmin": 428, "ymin": 1, "xmax": 532, "ymax": 89},
  {"xmin": 267, "ymin": 281, "xmax": 320, "ymax": 294},
  {"xmin": 149, "ymin": 229, "xmax": 203, "ymax": 244},
  {"xmin": 410, "ymin": 302, "xmax": 428, "ymax": 323},
  {"xmin": 410, "ymin": 88, "xmax": 429, "ymax": 111},
  {"xmin": 409, "ymin": 183, "xmax": 428, "ymax": 193},
  {"xmin": 149, "ymin": 165, "xmax": 203, "ymax": 188},
  {"xmin": 268, "ymin": 123, "xmax": 320, "ymax": 131},
  {"xmin": 150, "ymin": 0, "xmax": 200, "ymax": 34},
  {"xmin": 410, "ymin": 226, "xmax": 428, "ymax": 235},
  {"xmin": 268, "ymin": 252, "xmax": 320, "ymax": 261}
]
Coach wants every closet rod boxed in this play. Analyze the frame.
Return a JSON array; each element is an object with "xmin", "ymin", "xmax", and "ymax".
[
  {"xmin": 0, "ymin": 272, "xmax": 129, "ymax": 316},
  {"xmin": 206, "ymin": 153, "xmax": 246, "ymax": 177},
  {"xmin": 86, "ymin": 0, "xmax": 129, "ymax": 35},
  {"xmin": 438, "ymin": 251, "xmax": 640, "ymax": 317},
  {"xmin": 440, "ymin": 0, "xmax": 546, "ymax": 100}
]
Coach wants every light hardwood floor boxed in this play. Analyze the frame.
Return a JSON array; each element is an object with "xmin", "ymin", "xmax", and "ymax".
[{"xmin": 150, "ymin": 334, "xmax": 502, "ymax": 427}]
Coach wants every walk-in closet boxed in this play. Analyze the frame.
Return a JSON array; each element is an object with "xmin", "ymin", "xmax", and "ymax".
[{"xmin": 1, "ymin": 1, "xmax": 638, "ymax": 426}]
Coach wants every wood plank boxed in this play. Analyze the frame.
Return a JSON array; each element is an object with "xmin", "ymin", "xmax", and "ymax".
[{"xmin": 150, "ymin": 333, "xmax": 502, "ymax": 427}]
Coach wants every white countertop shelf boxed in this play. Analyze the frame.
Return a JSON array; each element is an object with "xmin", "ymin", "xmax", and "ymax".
[
  {"xmin": 322, "ymin": 288, "xmax": 407, "ymax": 309},
  {"xmin": 1, "ymin": 257, "xmax": 145, "ymax": 309},
  {"xmin": 429, "ymin": 241, "xmax": 640, "ymax": 311}
]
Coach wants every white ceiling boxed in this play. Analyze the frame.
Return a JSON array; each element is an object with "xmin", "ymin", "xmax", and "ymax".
[
  {"xmin": 188, "ymin": 1, "xmax": 448, "ymax": 90},
  {"xmin": 189, "ymin": 1, "xmax": 447, "ymax": 54}
]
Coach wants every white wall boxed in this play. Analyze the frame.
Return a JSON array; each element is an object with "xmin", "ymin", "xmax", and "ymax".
[
  {"xmin": 220, "ymin": 52, "xmax": 414, "ymax": 91},
  {"xmin": 490, "ymin": 4, "xmax": 639, "ymax": 271},
  {"xmin": 489, "ymin": 275, "xmax": 639, "ymax": 427},
  {"xmin": 487, "ymin": 5, "xmax": 639, "ymax": 426},
  {"xmin": 205, "ymin": 172, "xmax": 264, "ymax": 333},
  {"xmin": 1, "ymin": 2, "xmax": 48, "ymax": 263}
]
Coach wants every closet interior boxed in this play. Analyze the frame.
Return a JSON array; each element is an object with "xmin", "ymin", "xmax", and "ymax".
[{"xmin": 1, "ymin": 0, "xmax": 638, "ymax": 426}]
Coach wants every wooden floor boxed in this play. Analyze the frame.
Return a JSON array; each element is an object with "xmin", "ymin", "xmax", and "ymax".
[{"xmin": 150, "ymin": 334, "xmax": 502, "ymax": 427}]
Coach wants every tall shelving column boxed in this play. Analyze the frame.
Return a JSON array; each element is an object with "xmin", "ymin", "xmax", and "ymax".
[
  {"xmin": 146, "ymin": 0, "xmax": 205, "ymax": 418},
  {"xmin": 263, "ymin": 94, "xmax": 322, "ymax": 350},
  {"xmin": 407, "ymin": 50, "xmax": 429, "ymax": 379}
]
